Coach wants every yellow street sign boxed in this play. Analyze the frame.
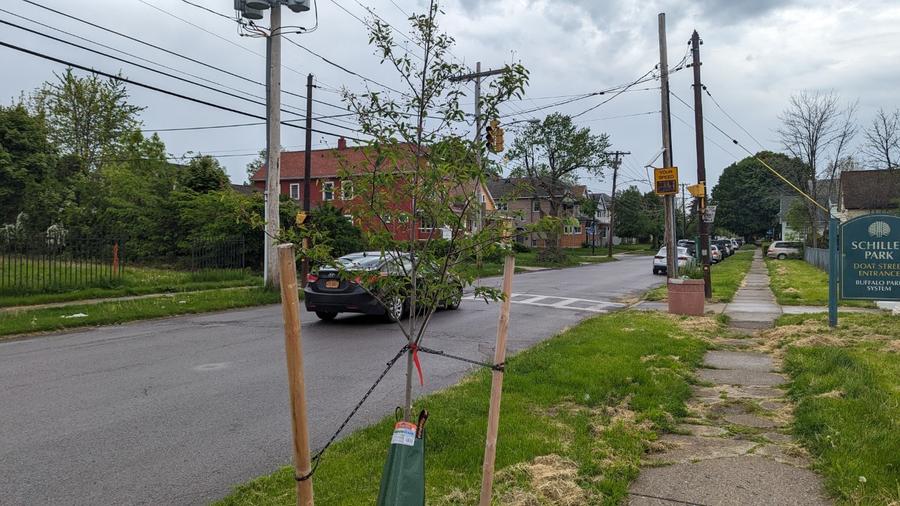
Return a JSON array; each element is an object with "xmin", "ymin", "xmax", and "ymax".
[
  {"xmin": 687, "ymin": 182, "xmax": 706, "ymax": 198},
  {"xmin": 654, "ymin": 167, "xmax": 679, "ymax": 195}
]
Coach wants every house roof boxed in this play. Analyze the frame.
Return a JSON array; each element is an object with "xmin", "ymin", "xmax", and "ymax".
[
  {"xmin": 486, "ymin": 177, "xmax": 587, "ymax": 200},
  {"xmin": 841, "ymin": 169, "xmax": 900, "ymax": 210},
  {"xmin": 249, "ymin": 142, "xmax": 415, "ymax": 181}
]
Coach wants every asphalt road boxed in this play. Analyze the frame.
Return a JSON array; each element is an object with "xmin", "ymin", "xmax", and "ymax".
[{"xmin": 0, "ymin": 255, "xmax": 661, "ymax": 505}]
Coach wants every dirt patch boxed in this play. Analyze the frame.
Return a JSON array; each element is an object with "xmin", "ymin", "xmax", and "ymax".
[
  {"xmin": 495, "ymin": 455, "xmax": 589, "ymax": 506},
  {"xmin": 814, "ymin": 389, "xmax": 845, "ymax": 399},
  {"xmin": 883, "ymin": 340, "xmax": 900, "ymax": 353},
  {"xmin": 783, "ymin": 287, "xmax": 800, "ymax": 294}
]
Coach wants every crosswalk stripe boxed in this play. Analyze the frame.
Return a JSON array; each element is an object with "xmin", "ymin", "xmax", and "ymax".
[{"xmin": 462, "ymin": 293, "xmax": 625, "ymax": 313}]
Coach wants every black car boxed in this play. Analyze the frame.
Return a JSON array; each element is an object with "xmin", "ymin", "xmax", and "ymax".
[{"xmin": 304, "ymin": 251, "xmax": 463, "ymax": 321}]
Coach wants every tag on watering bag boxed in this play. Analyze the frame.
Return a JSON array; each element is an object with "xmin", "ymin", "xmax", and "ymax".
[{"xmin": 390, "ymin": 421, "xmax": 417, "ymax": 447}]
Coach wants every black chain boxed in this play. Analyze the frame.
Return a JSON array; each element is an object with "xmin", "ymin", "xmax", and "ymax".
[
  {"xmin": 416, "ymin": 345, "xmax": 505, "ymax": 372},
  {"xmin": 295, "ymin": 345, "xmax": 409, "ymax": 482}
]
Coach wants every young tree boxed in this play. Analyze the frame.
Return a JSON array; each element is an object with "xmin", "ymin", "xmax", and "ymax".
[
  {"xmin": 862, "ymin": 107, "xmax": 900, "ymax": 170},
  {"xmin": 777, "ymin": 90, "xmax": 856, "ymax": 246},
  {"xmin": 507, "ymin": 113, "xmax": 609, "ymax": 261},
  {"xmin": 300, "ymin": 0, "xmax": 529, "ymax": 420},
  {"xmin": 30, "ymin": 69, "xmax": 143, "ymax": 171}
]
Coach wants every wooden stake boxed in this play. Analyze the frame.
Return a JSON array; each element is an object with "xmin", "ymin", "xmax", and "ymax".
[
  {"xmin": 277, "ymin": 244, "xmax": 315, "ymax": 506},
  {"xmin": 479, "ymin": 253, "xmax": 515, "ymax": 505}
]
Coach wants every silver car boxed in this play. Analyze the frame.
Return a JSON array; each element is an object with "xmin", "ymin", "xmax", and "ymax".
[{"xmin": 767, "ymin": 241, "xmax": 803, "ymax": 260}]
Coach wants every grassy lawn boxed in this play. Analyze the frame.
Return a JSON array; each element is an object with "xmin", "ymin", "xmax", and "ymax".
[
  {"xmin": 216, "ymin": 311, "xmax": 714, "ymax": 505},
  {"xmin": 0, "ymin": 266, "xmax": 261, "ymax": 307},
  {"xmin": 456, "ymin": 249, "xmax": 621, "ymax": 279},
  {"xmin": 643, "ymin": 249, "xmax": 754, "ymax": 303},
  {"xmin": 765, "ymin": 258, "xmax": 875, "ymax": 308},
  {"xmin": 0, "ymin": 287, "xmax": 281, "ymax": 338},
  {"xmin": 768, "ymin": 313, "xmax": 899, "ymax": 504}
]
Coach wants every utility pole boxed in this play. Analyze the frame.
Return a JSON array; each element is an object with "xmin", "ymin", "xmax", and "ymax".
[
  {"xmin": 264, "ymin": 4, "xmax": 283, "ymax": 288},
  {"xmin": 606, "ymin": 150, "xmax": 630, "ymax": 258},
  {"xmin": 691, "ymin": 29, "xmax": 712, "ymax": 298},
  {"xmin": 300, "ymin": 73, "xmax": 313, "ymax": 287},
  {"xmin": 658, "ymin": 13, "xmax": 677, "ymax": 278},
  {"xmin": 680, "ymin": 183, "xmax": 687, "ymax": 238}
]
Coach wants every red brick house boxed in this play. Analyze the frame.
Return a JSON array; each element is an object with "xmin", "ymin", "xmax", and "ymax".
[{"xmin": 249, "ymin": 138, "xmax": 495, "ymax": 241}]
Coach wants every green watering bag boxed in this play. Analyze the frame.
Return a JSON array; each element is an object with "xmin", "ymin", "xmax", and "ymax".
[{"xmin": 377, "ymin": 410, "xmax": 428, "ymax": 506}]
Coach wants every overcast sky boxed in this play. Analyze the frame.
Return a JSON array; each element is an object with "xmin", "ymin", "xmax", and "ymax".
[{"xmin": 2, "ymin": 0, "xmax": 899, "ymax": 195}]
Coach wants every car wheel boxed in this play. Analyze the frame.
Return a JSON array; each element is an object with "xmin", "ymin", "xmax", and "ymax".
[
  {"xmin": 383, "ymin": 295, "xmax": 408, "ymax": 322},
  {"xmin": 315, "ymin": 311, "xmax": 337, "ymax": 321},
  {"xmin": 445, "ymin": 286, "xmax": 463, "ymax": 310},
  {"xmin": 777, "ymin": 253, "xmax": 786, "ymax": 260}
]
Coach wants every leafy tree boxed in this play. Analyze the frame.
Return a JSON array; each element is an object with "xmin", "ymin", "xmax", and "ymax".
[
  {"xmin": 306, "ymin": 0, "xmax": 530, "ymax": 420},
  {"xmin": 179, "ymin": 155, "xmax": 229, "ymax": 193},
  {"xmin": 507, "ymin": 113, "xmax": 610, "ymax": 260},
  {"xmin": 711, "ymin": 153, "xmax": 786, "ymax": 239},
  {"xmin": 613, "ymin": 186, "xmax": 646, "ymax": 240},
  {"xmin": 641, "ymin": 191, "xmax": 665, "ymax": 247},
  {"xmin": 0, "ymin": 104, "xmax": 55, "ymax": 225},
  {"xmin": 30, "ymin": 68, "xmax": 143, "ymax": 171},
  {"xmin": 244, "ymin": 149, "xmax": 266, "ymax": 183}
]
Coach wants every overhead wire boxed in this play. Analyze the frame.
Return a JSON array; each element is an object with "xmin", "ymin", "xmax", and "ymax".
[{"xmin": 0, "ymin": 40, "xmax": 367, "ymax": 142}]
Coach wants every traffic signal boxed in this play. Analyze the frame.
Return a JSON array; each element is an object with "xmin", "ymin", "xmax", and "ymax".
[{"xmin": 486, "ymin": 119, "xmax": 504, "ymax": 153}]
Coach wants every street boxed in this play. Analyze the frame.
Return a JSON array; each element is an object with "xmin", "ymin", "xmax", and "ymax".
[{"xmin": 0, "ymin": 255, "xmax": 660, "ymax": 505}]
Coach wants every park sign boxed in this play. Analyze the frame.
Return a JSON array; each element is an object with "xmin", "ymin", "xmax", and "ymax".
[{"xmin": 840, "ymin": 214, "xmax": 900, "ymax": 300}]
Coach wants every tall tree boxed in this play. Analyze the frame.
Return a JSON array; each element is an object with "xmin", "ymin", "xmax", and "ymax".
[
  {"xmin": 711, "ymin": 152, "xmax": 790, "ymax": 239},
  {"xmin": 777, "ymin": 90, "xmax": 857, "ymax": 246},
  {"xmin": 179, "ymin": 155, "xmax": 230, "ymax": 193},
  {"xmin": 30, "ymin": 68, "xmax": 143, "ymax": 171},
  {"xmin": 862, "ymin": 107, "xmax": 900, "ymax": 170},
  {"xmin": 507, "ymin": 113, "xmax": 609, "ymax": 259}
]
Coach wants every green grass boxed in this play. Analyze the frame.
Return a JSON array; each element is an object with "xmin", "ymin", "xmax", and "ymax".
[
  {"xmin": 765, "ymin": 258, "xmax": 874, "ymax": 308},
  {"xmin": 0, "ymin": 287, "xmax": 281, "ymax": 337},
  {"xmin": 643, "ymin": 250, "xmax": 754, "ymax": 303},
  {"xmin": 216, "ymin": 311, "xmax": 713, "ymax": 505},
  {"xmin": 0, "ymin": 264, "xmax": 261, "ymax": 307},
  {"xmin": 456, "ymin": 249, "xmax": 621, "ymax": 279},
  {"xmin": 776, "ymin": 313, "xmax": 900, "ymax": 504}
]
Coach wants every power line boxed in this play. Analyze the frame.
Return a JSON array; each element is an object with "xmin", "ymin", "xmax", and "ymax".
[
  {"xmin": 574, "ymin": 110, "xmax": 659, "ymax": 124},
  {"xmin": 282, "ymin": 36, "xmax": 406, "ymax": 95},
  {"xmin": 0, "ymin": 40, "xmax": 367, "ymax": 142},
  {"xmin": 701, "ymin": 84, "xmax": 767, "ymax": 151},
  {"xmin": 142, "ymin": 122, "xmax": 263, "ymax": 132},
  {"xmin": 17, "ymin": 0, "xmax": 349, "ymax": 113},
  {"xmin": 571, "ymin": 68, "xmax": 657, "ymax": 119}
]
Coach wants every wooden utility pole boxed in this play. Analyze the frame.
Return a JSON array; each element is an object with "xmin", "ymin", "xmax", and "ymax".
[
  {"xmin": 479, "ymin": 253, "xmax": 515, "ymax": 506},
  {"xmin": 301, "ymin": 73, "xmax": 313, "ymax": 287},
  {"xmin": 277, "ymin": 244, "xmax": 314, "ymax": 506},
  {"xmin": 658, "ymin": 13, "xmax": 677, "ymax": 277},
  {"xmin": 680, "ymin": 183, "xmax": 687, "ymax": 238},
  {"xmin": 691, "ymin": 30, "xmax": 713, "ymax": 298},
  {"xmin": 264, "ymin": 4, "xmax": 283, "ymax": 288},
  {"xmin": 606, "ymin": 150, "xmax": 630, "ymax": 258}
]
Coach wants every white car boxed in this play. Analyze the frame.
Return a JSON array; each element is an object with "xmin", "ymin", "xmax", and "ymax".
[
  {"xmin": 652, "ymin": 246, "xmax": 694, "ymax": 275},
  {"xmin": 710, "ymin": 244, "xmax": 722, "ymax": 263}
]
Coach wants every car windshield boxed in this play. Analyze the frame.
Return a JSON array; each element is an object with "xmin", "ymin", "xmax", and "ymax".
[{"xmin": 657, "ymin": 247, "xmax": 690, "ymax": 257}]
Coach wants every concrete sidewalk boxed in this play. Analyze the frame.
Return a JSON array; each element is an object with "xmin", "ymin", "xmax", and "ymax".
[{"xmin": 628, "ymin": 249, "xmax": 831, "ymax": 505}]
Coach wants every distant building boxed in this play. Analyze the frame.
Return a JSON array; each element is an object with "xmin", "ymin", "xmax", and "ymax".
[
  {"xmin": 487, "ymin": 177, "xmax": 590, "ymax": 249},
  {"xmin": 838, "ymin": 169, "xmax": 900, "ymax": 220}
]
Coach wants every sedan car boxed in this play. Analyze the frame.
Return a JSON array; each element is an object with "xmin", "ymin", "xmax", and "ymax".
[
  {"xmin": 304, "ymin": 251, "xmax": 463, "ymax": 321},
  {"xmin": 652, "ymin": 246, "xmax": 695, "ymax": 275},
  {"xmin": 710, "ymin": 244, "xmax": 722, "ymax": 263},
  {"xmin": 766, "ymin": 241, "xmax": 803, "ymax": 260}
]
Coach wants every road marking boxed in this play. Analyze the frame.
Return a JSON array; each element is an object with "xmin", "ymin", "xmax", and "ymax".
[
  {"xmin": 463, "ymin": 293, "xmax": 625, "ymax": 313},
  {"xmin": 193, "ymin": 362, "xmax": 231, "ymax": 371}
]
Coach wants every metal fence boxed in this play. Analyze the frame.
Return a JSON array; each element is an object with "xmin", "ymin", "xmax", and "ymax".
[
  {"xmin": 0, "ymin": 236, "xmax": 125, "ymax": 294},
  {"xmin": 189, "ymin": 236, "xmax": 246, "ymax": 271},
  {"xmin": 804, "ymin": 247, "xmax": 829, "ymax": 271}
]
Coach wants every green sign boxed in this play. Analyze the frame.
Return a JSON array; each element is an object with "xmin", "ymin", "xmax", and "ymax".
[{"xmin": 840, "ymin": 214, "xmax": 900, "ymax": 300}]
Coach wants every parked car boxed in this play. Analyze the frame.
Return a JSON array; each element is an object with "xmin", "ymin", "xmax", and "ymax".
[
  {"xmin": 713, "ymin": 239, "xmax": 731, "ymax": 257},
  {"xmin": 710, "ymin": 244, "xmax": 722, "ymax": 263},
  {"xmin": 730, "ymin": 238, "xmax": 740, "ymax": 251},
  {"xmin": 766, "ymin": 241, "xmax": 803, "ymax": 260},
  {"xmin": 677, "ymin": 239, "xmax": 696, "ymax": 257},
  {"xmin": 304, "ymin": 251, "xmax": 463, "ymax": 321},
  {"xmin": 652, "ymin": 246, "xmax": 695, "ymax": 275}
]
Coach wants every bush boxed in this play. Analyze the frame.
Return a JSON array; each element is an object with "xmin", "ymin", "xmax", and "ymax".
[{"xmin": 512, "ymin": 242, "xmax": 531, "ymax": 253}]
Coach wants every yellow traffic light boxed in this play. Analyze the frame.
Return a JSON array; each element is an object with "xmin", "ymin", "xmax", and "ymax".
[{"xmin": 687, "ymin": 182, "xmax": 706, "ymax": 198}]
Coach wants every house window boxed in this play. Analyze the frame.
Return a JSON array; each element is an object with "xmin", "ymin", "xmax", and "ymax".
[
  {"xmin": 531, "ymin": 238, "xmax": 537, "ymax": 247},
  {"xmin": 289, "ymin": 183, "xmax": 300, "ymax": 200},
  {"xmin": 322, "ymin": 181, "xmax": 334, "ymax": 201},
  {"xmin": 341, "ymin": 180, "xmax": 353, "ymax": 200},
  {"xmin": 532, "ymin": 200, "xmax": 541, "ymax": 213}
]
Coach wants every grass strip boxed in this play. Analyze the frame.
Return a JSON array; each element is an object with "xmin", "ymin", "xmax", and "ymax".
[
  {"xmin": 765, "ymin": 258, "xmax": 874, "ymax": 308},
  {"xmin": 0, "ymin": 287, "xmax": 281, "ymax": 338},
  {"xmin": 775, "ymin": 313, "xmax": 899, "ymax": 504},
  {"xmin": 643, "ymin": 249, "xmax": 753, "ymax": 303},
  {"xmin": 216, "ymin": 311, "xmax": 711, "ymax": 506},
  {"xmin": 0, "ymin": 266, "xmax": 261, "ymax": 307}
]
